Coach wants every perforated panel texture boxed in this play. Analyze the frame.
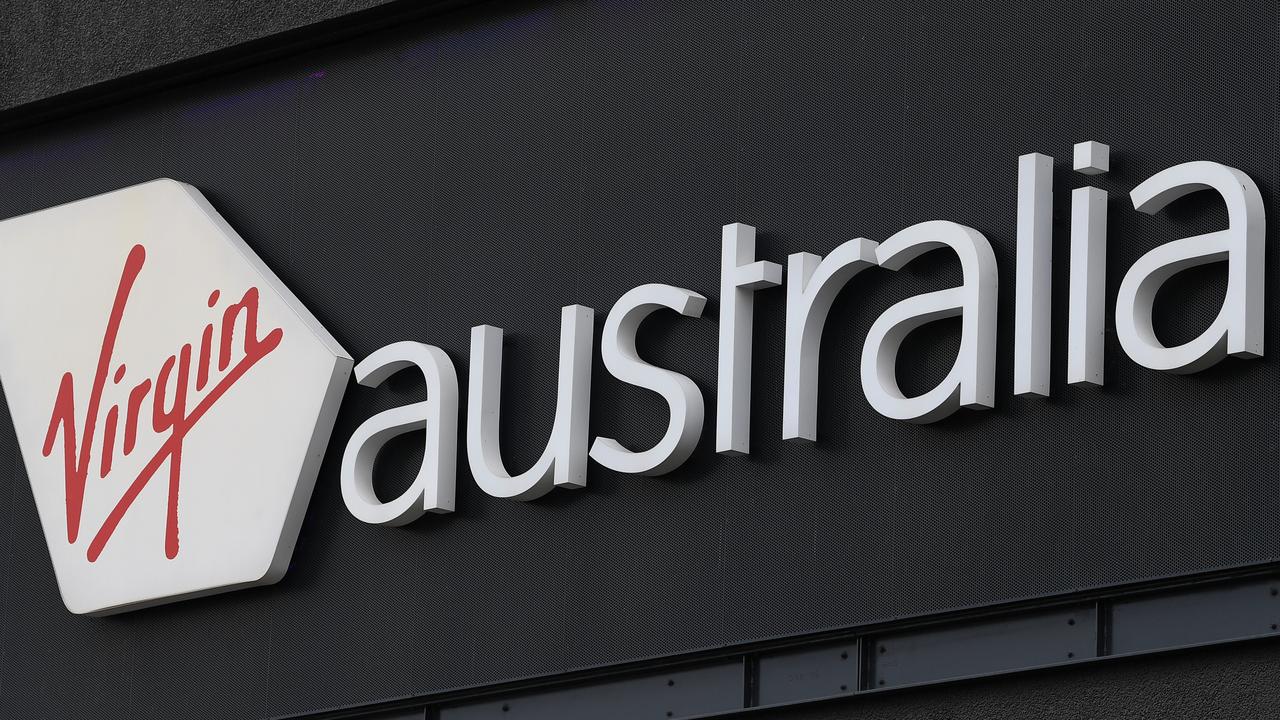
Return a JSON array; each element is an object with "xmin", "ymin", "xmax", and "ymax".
[{"xmin": 0, "ymin": 1, "xmax": 1277, "ymax": 718}]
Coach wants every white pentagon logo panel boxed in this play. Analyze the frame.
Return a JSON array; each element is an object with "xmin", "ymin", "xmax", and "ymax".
[{"xmin": 0, "ymin": 179, "xmax": 352, "ymax": 615}]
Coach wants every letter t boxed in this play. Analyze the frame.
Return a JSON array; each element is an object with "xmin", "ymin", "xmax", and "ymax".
[{"xmin": 716, "ymin": 223, "xmax": 782, "ymax": 455}]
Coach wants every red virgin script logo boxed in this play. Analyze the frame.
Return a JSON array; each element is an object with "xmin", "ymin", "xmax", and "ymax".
[{"xmin": 41, "ymin": 244, "xmax": 283, "ymax": 562}]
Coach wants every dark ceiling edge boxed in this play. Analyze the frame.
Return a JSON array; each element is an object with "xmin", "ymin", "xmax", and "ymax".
[{"xmin": 0, "ymin": 0, "xmax": 486, "ymax": 135}]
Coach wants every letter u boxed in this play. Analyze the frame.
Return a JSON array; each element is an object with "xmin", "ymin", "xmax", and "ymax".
[{"xmin": 466, "ymin": 305, "xmax": 594, "ymax": 500}]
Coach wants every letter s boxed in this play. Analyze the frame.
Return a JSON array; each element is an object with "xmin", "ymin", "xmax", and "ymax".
[{"xmin": 590, "ymin": 283, "xmax": 707, "ymax": 476}]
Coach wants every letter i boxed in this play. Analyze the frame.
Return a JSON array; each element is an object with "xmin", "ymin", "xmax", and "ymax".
[
  {"xmin": 1067, "ymin": 141, "xmax": 1109, "ymax": 386},
  {"xmin": 198, "ymin": 289, "xmax": 219, "ymax": 391},
  {"xmin": 99, "ymin": 364, "xmax": 126, "ymax": 478},
  {"xmin": 1014, "ymin": 152, "xmax": 1054, "ymax": 397}
]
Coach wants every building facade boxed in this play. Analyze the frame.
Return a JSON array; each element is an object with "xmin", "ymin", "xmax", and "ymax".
[{"xmin": 0, "ymin": 1, "xmax": 1277, "ymax": 718}]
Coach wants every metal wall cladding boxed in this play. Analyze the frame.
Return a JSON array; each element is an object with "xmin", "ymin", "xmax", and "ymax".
[{"xmin": 0, "ymin": 1, "xmax": 1276, "ymax": 718}]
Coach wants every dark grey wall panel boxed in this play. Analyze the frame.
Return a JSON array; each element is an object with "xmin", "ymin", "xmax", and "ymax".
[
  {"xmin": 441, "ymin": 662, "xmax": 744, "ymax": 720},
  {"xmin": 757, "ymin": 641, "xmax": 858, "ymax": 707},
  {"xmin": 0, "ymin": 1, "xmax": 1277, "ymax": 719},
  {"xmin": 871, "ymin": 607, "xmax": 1097, "ymax": 688},
  {"xmin": 1112, "ymin": 580, "xmax": 1280, "ymax": 655},
  {"xmin": 732, "ymin": 640, "xmax": 1280, "ymax": 719}
]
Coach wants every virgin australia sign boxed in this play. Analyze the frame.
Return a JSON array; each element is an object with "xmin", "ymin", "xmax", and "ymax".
[{"xmin": 0, "ymin": 140, "xmax": 1265, "ymax": 615}]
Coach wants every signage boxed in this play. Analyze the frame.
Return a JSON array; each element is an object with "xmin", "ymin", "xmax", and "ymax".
[
  {"xmin": 0, "ymin": 179, "xmax": 351, "ymax": 614},
  {"xmin": 342, "ymin": 144, "xmax": 1264, "ymax": 522},
  {"xmin": 0, "ymin": 142, "xmax": 1265, "ymax": 614}
]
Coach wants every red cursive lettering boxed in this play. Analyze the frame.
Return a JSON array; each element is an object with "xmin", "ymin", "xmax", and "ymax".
[{"xmin": 41, "ymin": 244, "xmax": 283, "ymax": 561}]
